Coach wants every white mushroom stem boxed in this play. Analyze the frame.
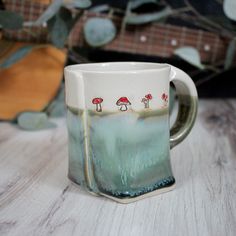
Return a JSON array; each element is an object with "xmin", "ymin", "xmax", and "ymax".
[
  {"xmin": 95, "ymin": 103, "xmax": 102, "ymax": 112},
  {"xmin": 120, "ymin": 104, "xmax": 128, "ymax": 111},
  {"xmin": 142, "ymin": 98, "xmax": 149, "ymax": 108}
]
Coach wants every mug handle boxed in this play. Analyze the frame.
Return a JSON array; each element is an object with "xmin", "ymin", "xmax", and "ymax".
[{"xmin": 169, "ymin": 65, "xmax": 198, "ymax": 149}]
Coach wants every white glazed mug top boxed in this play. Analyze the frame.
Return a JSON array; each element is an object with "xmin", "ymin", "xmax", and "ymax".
[{"xmin": 64, "ymin": 62, "xmax": 171, "ymax": 112}]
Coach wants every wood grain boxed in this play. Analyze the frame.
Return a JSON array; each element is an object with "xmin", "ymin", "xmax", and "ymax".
[{"xmin": 0, "ymin": 100, "xmax": 236, "ymax": 236}]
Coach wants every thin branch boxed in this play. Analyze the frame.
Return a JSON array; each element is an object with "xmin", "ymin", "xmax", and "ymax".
[
  {"xmin": 21, "ymin": 28, "xmax": 38, "ymax": 37},
  {"xmin": 184, "ymin": 0, "xmax": 234, "ymax": 38},
  {"xmin": 184, "ymin": 0, "xmax": 221, "ymax": 29},
  {"xmin": 214, "ymin": 0, "xmax": 223, "ymax": 4},
  {"xmin": 68, "ymin": 49, "xmax": 90, "ymax": 63},
  {"xmin": 171, "ymin": 14, "xmax": 220, "ymax": 35},
  {"xmin": 195, "ymin": 71, "xmax": 221, "ymax": 86},
  {"xmin": 204, "ymin": 65, "xmax": 221, "ymax": 73},
  {"xmin": 170, "ymin": 7, "xmax": 191, "ymax": 15}
]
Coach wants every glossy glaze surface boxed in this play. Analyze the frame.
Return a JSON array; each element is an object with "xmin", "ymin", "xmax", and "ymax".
[{"xmin": 67, "ymin": 107, "xmax": 175, "ymax": 200}]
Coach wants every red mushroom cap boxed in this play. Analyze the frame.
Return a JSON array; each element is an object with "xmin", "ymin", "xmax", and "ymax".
[
  {"xmin": 161, "ymin": 93, "xmax": 168, "ymax": 100},
  {"xmin": 92, "ymin": 97, "xmax": 103, "ymax": 104},
  {"xmin": 116, "ymin": 97, "xmax": 131, "ymax": 105},
  {"xmin": 145, "ymin": 94, "xmax": 152, "ymax": 100}
]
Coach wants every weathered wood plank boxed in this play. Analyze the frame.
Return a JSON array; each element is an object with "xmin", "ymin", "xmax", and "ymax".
[{"xmin": 0, "ymin": 100, "xmax": 236, "ymax": 236}]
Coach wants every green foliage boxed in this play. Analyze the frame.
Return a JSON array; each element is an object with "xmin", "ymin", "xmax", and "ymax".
[
  {"xmin": 129, "ymin": 0, "xmax": 159, "ymax": 10},
  {"xmin": 47, "ymin": 85, "xmax": 66, "ymax": 117},
  {"xmin": 0, "ymin": 10, "xmax": 23, "ymax": 29},
  {"xmin": 47, "ymin": 100, "xmax": 66, "ymax": 117},
  {"xmin": 125, "ymin": 7, "xmax": 172, "ymax": 25},
  {"xmin": 207, "ymin": 16, "xmax": 236, "ymax": 33},
  {"xmin": 35, "ymin": 0, "xmax": 63, "ymax": 25},
  {"xmin": 47, "ymin": 7, "xmax": 71, "ymax": 48},
  {"xmin": 63, "ymin": 0, "xmax": 91, "ymax": 9},
  {"xmin": 89, "ymin": 4, "xmax": 110, "ymax": 12},
  {"xmin": 223, "ymin": 0, "xmax": 236, "ymax": 21},
  {"xmin": 17, "ymin": 112, "xmax": 56, "ymax": 131},
  {"xmin": 224, "ymin": 38, "xmax": 236, "ymax": 70},
  {"xmin": 174, "ymin": 47, "xmax": 205, "ymax": 69},
  {"xmin": 47, "ymin": 6, "xmax": 83, "ymax": 48},
  {"xmin": 0, "ymin": 46, "xmax": 34, "ymax": 69},
  {"xmin": 84, "ymin": 18, "xmax": 116, "ymax": 47}
]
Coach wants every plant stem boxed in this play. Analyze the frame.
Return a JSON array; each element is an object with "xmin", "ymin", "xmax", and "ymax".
[
  {"xmin": 172, "ymin": 14, "xmax": 223, "ymax": 35},
  {"xmin": 68, "ymin": 49, "xmax": 90, "ymax": 63},
  {"xmin": 184, "ymin": 0, "xmax": 234, "ymax": 38},
  {"xmin": 214, "ymin": 0, "xmax": 223, "ymax": 4},
  {"xmin": 195, "ymin": 72, "xmax": 221, "ymax": 86},
  {"xmin": 171, "ymin": 7, "xmax": 191, "ymax": 15}
]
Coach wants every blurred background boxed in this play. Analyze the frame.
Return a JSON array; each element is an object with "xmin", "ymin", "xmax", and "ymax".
[{"xmin": 0, "ymin": 0, "xmax": 235, "ymax": 130}]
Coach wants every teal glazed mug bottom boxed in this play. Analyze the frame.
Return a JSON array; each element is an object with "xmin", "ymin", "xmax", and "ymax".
[{"xmin": 64, "ymin": 62, "xmax": 198, "ymax": 203}]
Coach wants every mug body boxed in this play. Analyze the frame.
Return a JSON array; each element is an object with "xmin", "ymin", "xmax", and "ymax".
[{"xmin": 65, "ymin": 62, "xmax": 175, "ymax": 203}]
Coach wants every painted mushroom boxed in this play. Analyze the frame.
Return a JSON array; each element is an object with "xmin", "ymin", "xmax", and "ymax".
[
  {"xmin": 116, "ymin": 97, "xmax": 131, "ymax": 111},
  {"xmin": 141, "ymin": 93, "xmax": 152, "ymax": 108},
  {"xmin": 161, "ymin": 93, "xmax": 168, "ymax": 107},
  {"xmin": 92, "ymin": 97, "xmax": 103, "ymax": 112}
]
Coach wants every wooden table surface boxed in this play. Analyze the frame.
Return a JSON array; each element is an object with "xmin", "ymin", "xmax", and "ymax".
[{"xmin": 0, "ymin": 99, "xmax": 236, "ymax": 236}]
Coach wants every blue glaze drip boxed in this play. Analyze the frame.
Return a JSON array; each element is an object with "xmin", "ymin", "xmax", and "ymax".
[{"xmin": 67, "ymin": 108, "xmax": 175, "ymax": 198}]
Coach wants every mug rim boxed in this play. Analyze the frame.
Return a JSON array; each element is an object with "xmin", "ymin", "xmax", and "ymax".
[{"xmin": 64, "ymin": 62, "xmax": 170, "ymax": 74}]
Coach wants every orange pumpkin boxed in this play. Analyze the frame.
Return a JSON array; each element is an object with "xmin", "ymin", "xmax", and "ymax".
[{"xmin": 0, "ymin": 42, "xmax": 66, "ymax": 120}]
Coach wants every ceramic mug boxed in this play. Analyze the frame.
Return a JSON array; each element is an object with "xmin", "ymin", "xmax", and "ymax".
[{"xmin": 64, "ymin": 62, "xmax": 198, "ymax": 203}]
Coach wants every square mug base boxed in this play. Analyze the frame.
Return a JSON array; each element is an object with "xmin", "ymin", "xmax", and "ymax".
[
  {"xmin": 69, "ymin": 176, "xmax": 176, "ymax": 204},
  {"xmin": 99, "ymin": 183, "xmax": 176, "ymax": 204}
]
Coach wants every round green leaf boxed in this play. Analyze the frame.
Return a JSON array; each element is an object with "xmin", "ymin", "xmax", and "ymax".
[
  {"xmin": 84, "ymin": 18, "xmax": 116, "ymax": 47},
  {"xmin": 63, "ymin": 0, "xmax": 91, "ymax": 9},
  {"xmin": 47, "ymin": 100, "xmax": 66, "ymax": 117},
  {"xmin": 130, "ymin": 0, "xmax": 159, "ymax": 10},
  {"xmin": 35, "ymin": 0, "xmax": 63, "ymax": 25},
  {"xmin": 223, "ymin": 0, "xmax": 236, "ymax": 21},
  {"xmin": 174, "ymin": 47, "xmax": 205, "ymax": 69},
  {"xmin": 47, "ymin": 7, "xmax": 73, "ymax": 48},
  {"xmin": 17, "ymin": 112, "xmax": 56, "ymax": 131},
  {"xmin": 0, "ymin": 10, "xmax": 23, "ymax": 29}
]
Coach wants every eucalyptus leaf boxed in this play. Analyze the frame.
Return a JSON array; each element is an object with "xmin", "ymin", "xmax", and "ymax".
[
  {"xmin": 90, "ymin": 4, "xmax": 110, "ymax": 12},
  {"xmin": 174, "ymin": 47, "xmax": 205, "ymax": 69},
  {"xmin": 0, "ymin": 10, "xmax": 23, "ymax": 29},
  {"xmin": 56, "ymin": 85, "xmax": 65, "ymax": 102},
  {"xmin": 47, "ymin": 7, "xmax": 73, "ymax": 48},
  {"xmin": 17, "ymin": 112, "xmax": 56, "ymax": 131},
  {"xmin": 125, "ymin": 7, "xmax": 172, "ymax": 25},
  {"xmin": 63, "ymin": 0, "xmax": 91, "ymax": 8},
  {"xmin": 84, "ymin": 18, "xmax": 116, "ymax": 47},
  {"xmin": 130, "ymin": 0, "xmax": 159, "ymax": 10},
  {"xmin": 47, "ymin": 100, "xmax": 66, "ymax": 117},
  {"xmin": 224, "ymin": 38, "xmax": 236, "ymax": 70},
  {"xmin": 223, "ymin": 0, "xmax": 236, "ymax": 21},
  {"xmin": 35, "ymin": 0, "xmax": 63, "ymax": 25},
  {"xmin": 0, "ymin": 46, "xmax": 34, "ymax": 69}
]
